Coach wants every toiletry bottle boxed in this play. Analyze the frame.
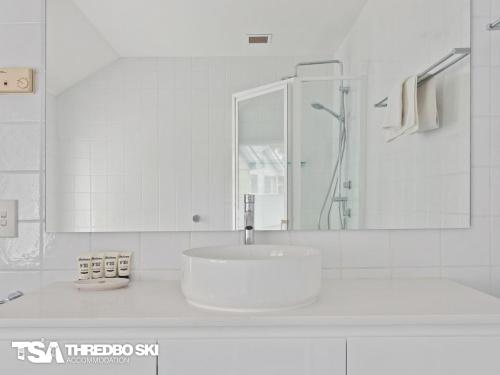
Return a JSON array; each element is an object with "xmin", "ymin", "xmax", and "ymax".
[
  {"xmin": 104, "ymin": 252, "xmax": 118, "ymax": 278},
  {"xmin": 92, "ymin": 253, "xmax": 105, "ymax": 279},
  {"xmin": 118, "ymin": 252, "xmax": 132, "ymax": 278},
  {"xmin": 77, "ymin": 254, "xmax": 92, "ymax": 280}
]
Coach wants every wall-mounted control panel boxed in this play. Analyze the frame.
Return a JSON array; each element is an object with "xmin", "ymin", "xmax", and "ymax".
[
  {"xmin": 0, "ymin": 68, "xmax": 33, "ymax": 93},
  {"xmin": 0, "ymin": 200, "xmax": 18, "ymax": 237}
]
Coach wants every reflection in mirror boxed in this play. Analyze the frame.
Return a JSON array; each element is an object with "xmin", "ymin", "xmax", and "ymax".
[
  {"xmin": 46, "ymin": 0, "xmax": 470, "ymax": 232},
  {"xmin": 234, "ymin": 84, "xmax": 287, "ymax": 230}
]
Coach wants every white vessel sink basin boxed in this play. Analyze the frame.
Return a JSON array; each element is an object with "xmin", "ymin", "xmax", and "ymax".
[{"xmin": 181, "ymin": 245, "xmax": 322, "ymax": 312}]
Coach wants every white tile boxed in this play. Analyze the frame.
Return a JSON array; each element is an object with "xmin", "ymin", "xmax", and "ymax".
[
  {"xmin": 0, "ymin": 0, "xmax": 42, "ymax": 23},
  {"xmin": 472, "ymin": 67, "xmax": 490, "ymax": 117},
  {"xmin": 0, "ymin": 222, "xmax": 40, "ymax": 270},
  {"xmin": 391, "ymin": 267, "xmax": 441, "ymax": 279},
  {"xmin": 472, "ymin": 116, "xmax": 490, "ymax": 167},
  {"xmin": 491, "ymin": 117, "xmax": 500, "ymax": 166},
  {"xmin": 135, "ymin": 270, "xmax": 181, "ymax": 281},
  {"xmin": 0, "ymin": 123, "xmax": 40, "ymax": 170},
  {"xmin": 472, "ymin": 0, "xmax": 490, "ymax": 17},
  {"xmin": 43, "ymin": 232, "xmax": 90, "ymax": 270},
  {"xmin": 0, "ymin": 173, "xmax": 40, "ymax": 220},
  {"xmin": 490, "ymin": 167, "xmax": 500, "ymax": 215},
  {"xmin": 490, "ymin": 67, "xmax": 500, "ymax": 117},
  {"xmin": 491, "ymin": 0, "xmax": 500, "ymax": 18},
  {"xmin": 442, "ymin": 266, "xmax": 491, "ymax": 294},
  {"xmin": 254, "ymin": 231, "xmax": 290, "ymax": 245},
  {"xmin": 41, "ymin": 270, "xmax": 75, "ymax": 287},
  {"xmin": 340, "ymin": 230, "xmax": 391, "ymax": 268},
  {"xmin": 290, "ymin": 231, "xmax": 341, "ymax": 269},
  {"xmin": 491, "ymin": 21, "xmax": 500, "ymax": 66},
  {"xmin": 390, "ymin": 230, "xmax": 441, "ymax": 267},
  {"xmin": 90, "ymin": 233, "xmax": 141, "ymax": 269},
  {"xmin": 190, "ymin": 231, "xmax": 241, "ymax": 248},
  {"xmin": 322, "ymin": 269, "xmax": 341, "ymax": 279},
  {"xmin": 90, "ymin": 232, "xmax": 140, "ymax": 251},
  {"xmin": 490, "ymin": 267, "xmax": 500, "ymax": 297},
  {"xmin": 0, "ymin": 23, "xmax": 42, "ymax": 67},
  {"xmin": 441, "ymin": 217, "xmax": 491, "ymax": 266},
  {"xmin": 472, "ymin": 17, "xmax": 491, "ymax": 67},
  {"xmin": 0, "ymin": 271, "xmax": 40, "ymax": 296},
  {"xmin": 141, "ymin": 232, "xmax": 190, "ymax": 270},
  {"xmin": 490, "ymin": 216, "xmax": 500, "ymax": 265},
  {"xmin": 471, "ymin": 167, "xmax": 490, "ymax": 216},
  {"xmin": 341, "ymin": 268, "xmax": 392, "ymax": 280}
]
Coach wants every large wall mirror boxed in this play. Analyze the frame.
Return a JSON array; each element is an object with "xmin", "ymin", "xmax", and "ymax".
[{"xmin": 46, "ymin": 0, "xmax": 470, "ymax": 232}]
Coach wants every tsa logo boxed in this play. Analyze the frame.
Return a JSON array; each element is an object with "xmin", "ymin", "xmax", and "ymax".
[{"xmin": 12, "ymin": 340, "xmax": 65, "ymax": 364}]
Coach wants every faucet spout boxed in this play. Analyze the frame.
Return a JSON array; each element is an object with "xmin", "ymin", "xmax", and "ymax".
[{"xmin": 244, "ymin": 194, "xmax": 255, "ymax": 245}]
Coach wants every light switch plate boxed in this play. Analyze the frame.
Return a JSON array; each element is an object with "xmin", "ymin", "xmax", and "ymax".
[
  {"xmin": 0, "ymin": 68, "xmax": 33, "ymax": 93},
  {"xmin": 0, "ymin": 200, "xmax": 18, "ymax": 237}
]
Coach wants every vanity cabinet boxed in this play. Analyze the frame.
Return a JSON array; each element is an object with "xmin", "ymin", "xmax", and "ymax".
[
  {"xmin": 347, "ymin": 337, "xmax": 500, "ymax": 375},
  {"xmin": 158, "ymin": 338, "xmax": 346, "ymax": 375}
]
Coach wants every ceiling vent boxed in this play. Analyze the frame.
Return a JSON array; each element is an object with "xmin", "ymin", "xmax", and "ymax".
[{"xmin": 248, "ymin": 34, "xmax": 272, "ymax": 45}]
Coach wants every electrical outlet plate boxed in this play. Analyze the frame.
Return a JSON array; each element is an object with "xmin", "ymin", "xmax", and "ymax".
[
  {"xmin": 0, "ymin": 200, "xmax": 18, "ymax": 238},
  {"xmin": 0, "ymin": 68, "xmax": 33, "ymax": 93}
]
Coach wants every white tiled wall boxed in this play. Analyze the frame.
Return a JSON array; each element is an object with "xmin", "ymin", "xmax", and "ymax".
[
  {"xmin": 47, "ymin": 56, "xmax": 304, "ymax": 232},
  {"xmin": 336, "ymin": 0, "xmax": 470, "ymax": 229},
  {"xmin": 1, "ymin": 0, "xmax": 500, "ymax": 298}
]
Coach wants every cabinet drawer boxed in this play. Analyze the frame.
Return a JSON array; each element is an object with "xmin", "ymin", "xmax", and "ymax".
[
  {"xmin": 158, "ymin": 338, "xmax": 346, "ymax": 375},
  {"xmin": 348, "ymin": 337, "xmax": 500, "ymax": 375}
]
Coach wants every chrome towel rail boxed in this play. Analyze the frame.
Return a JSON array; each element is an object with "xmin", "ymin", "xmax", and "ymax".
[
  {"xmin": 488, "ymin": 18, "xmax": 500, "ymax": 30},
  {"xmin": 374, "ymin": 47, "xmax": 471, "ymax": 108}
]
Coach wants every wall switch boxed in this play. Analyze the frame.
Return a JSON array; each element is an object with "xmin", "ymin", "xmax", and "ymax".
[
  {"xmin": 0, "ymin": 68, "xmax": 33, "ymax": 93},
  {"xmin": 0, "ymin": 200, "xmax": 18, "ymax": 237}
]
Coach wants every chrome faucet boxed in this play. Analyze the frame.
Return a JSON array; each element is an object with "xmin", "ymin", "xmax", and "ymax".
[{"xmin": 243, "ymin": 194, "xmax": 255, "ymax": 245}]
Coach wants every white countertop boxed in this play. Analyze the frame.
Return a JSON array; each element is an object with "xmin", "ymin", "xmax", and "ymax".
[{"xmin": 2, "ymin": 279, "xmax": 500, "ymax": 329}]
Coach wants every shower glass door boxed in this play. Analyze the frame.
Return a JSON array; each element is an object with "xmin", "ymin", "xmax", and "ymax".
[{"xmin": 233, "ymin": 82, "xmax": 288, "ymax": 231}]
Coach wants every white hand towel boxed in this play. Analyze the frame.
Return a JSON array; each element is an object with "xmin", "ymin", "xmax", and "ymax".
[
  {"xmin": 385, "ymin": 76, "xmax": 418, "ymax": 142},
  {"xmin": 412, "ymin": 78, "xmax": 439, "ymax": 133}
]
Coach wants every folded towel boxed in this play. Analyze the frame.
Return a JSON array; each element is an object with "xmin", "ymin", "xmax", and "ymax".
[
  {"xmin": 385, "ymin": 76, "xmax": 418, "ymax": 142},
  {"xmin": 413, "ymin": 78, "xmax": 439, "ymax": 133}
]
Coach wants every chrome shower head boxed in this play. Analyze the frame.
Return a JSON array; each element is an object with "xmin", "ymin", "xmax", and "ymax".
[
  {"xmin": 311, "ymin": 102, "xmax": 342, "ymax": 121},
  {"xmin": 311, "ymin": 102, "xmax": 325, "ymax": 110}
]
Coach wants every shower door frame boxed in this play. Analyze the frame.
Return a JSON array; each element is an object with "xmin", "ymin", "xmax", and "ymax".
[{"xmin": 232, "ymin": 81, "xmax": 289, "ymax": 231}]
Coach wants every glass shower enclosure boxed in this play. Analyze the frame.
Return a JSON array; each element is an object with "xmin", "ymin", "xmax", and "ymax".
[{"xmin": 233, "ymin": 76, "xmax": 362, "ymax": 231}]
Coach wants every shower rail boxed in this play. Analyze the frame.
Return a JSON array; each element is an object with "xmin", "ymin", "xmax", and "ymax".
[{"xmin": 374, "ymin": 47, "xmax": 471, "ymax": 108}]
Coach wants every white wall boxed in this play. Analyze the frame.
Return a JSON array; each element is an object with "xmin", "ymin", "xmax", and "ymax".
[{"xmin": 0, "ymin": 0, "xmax": 499, "ymax": 298}]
